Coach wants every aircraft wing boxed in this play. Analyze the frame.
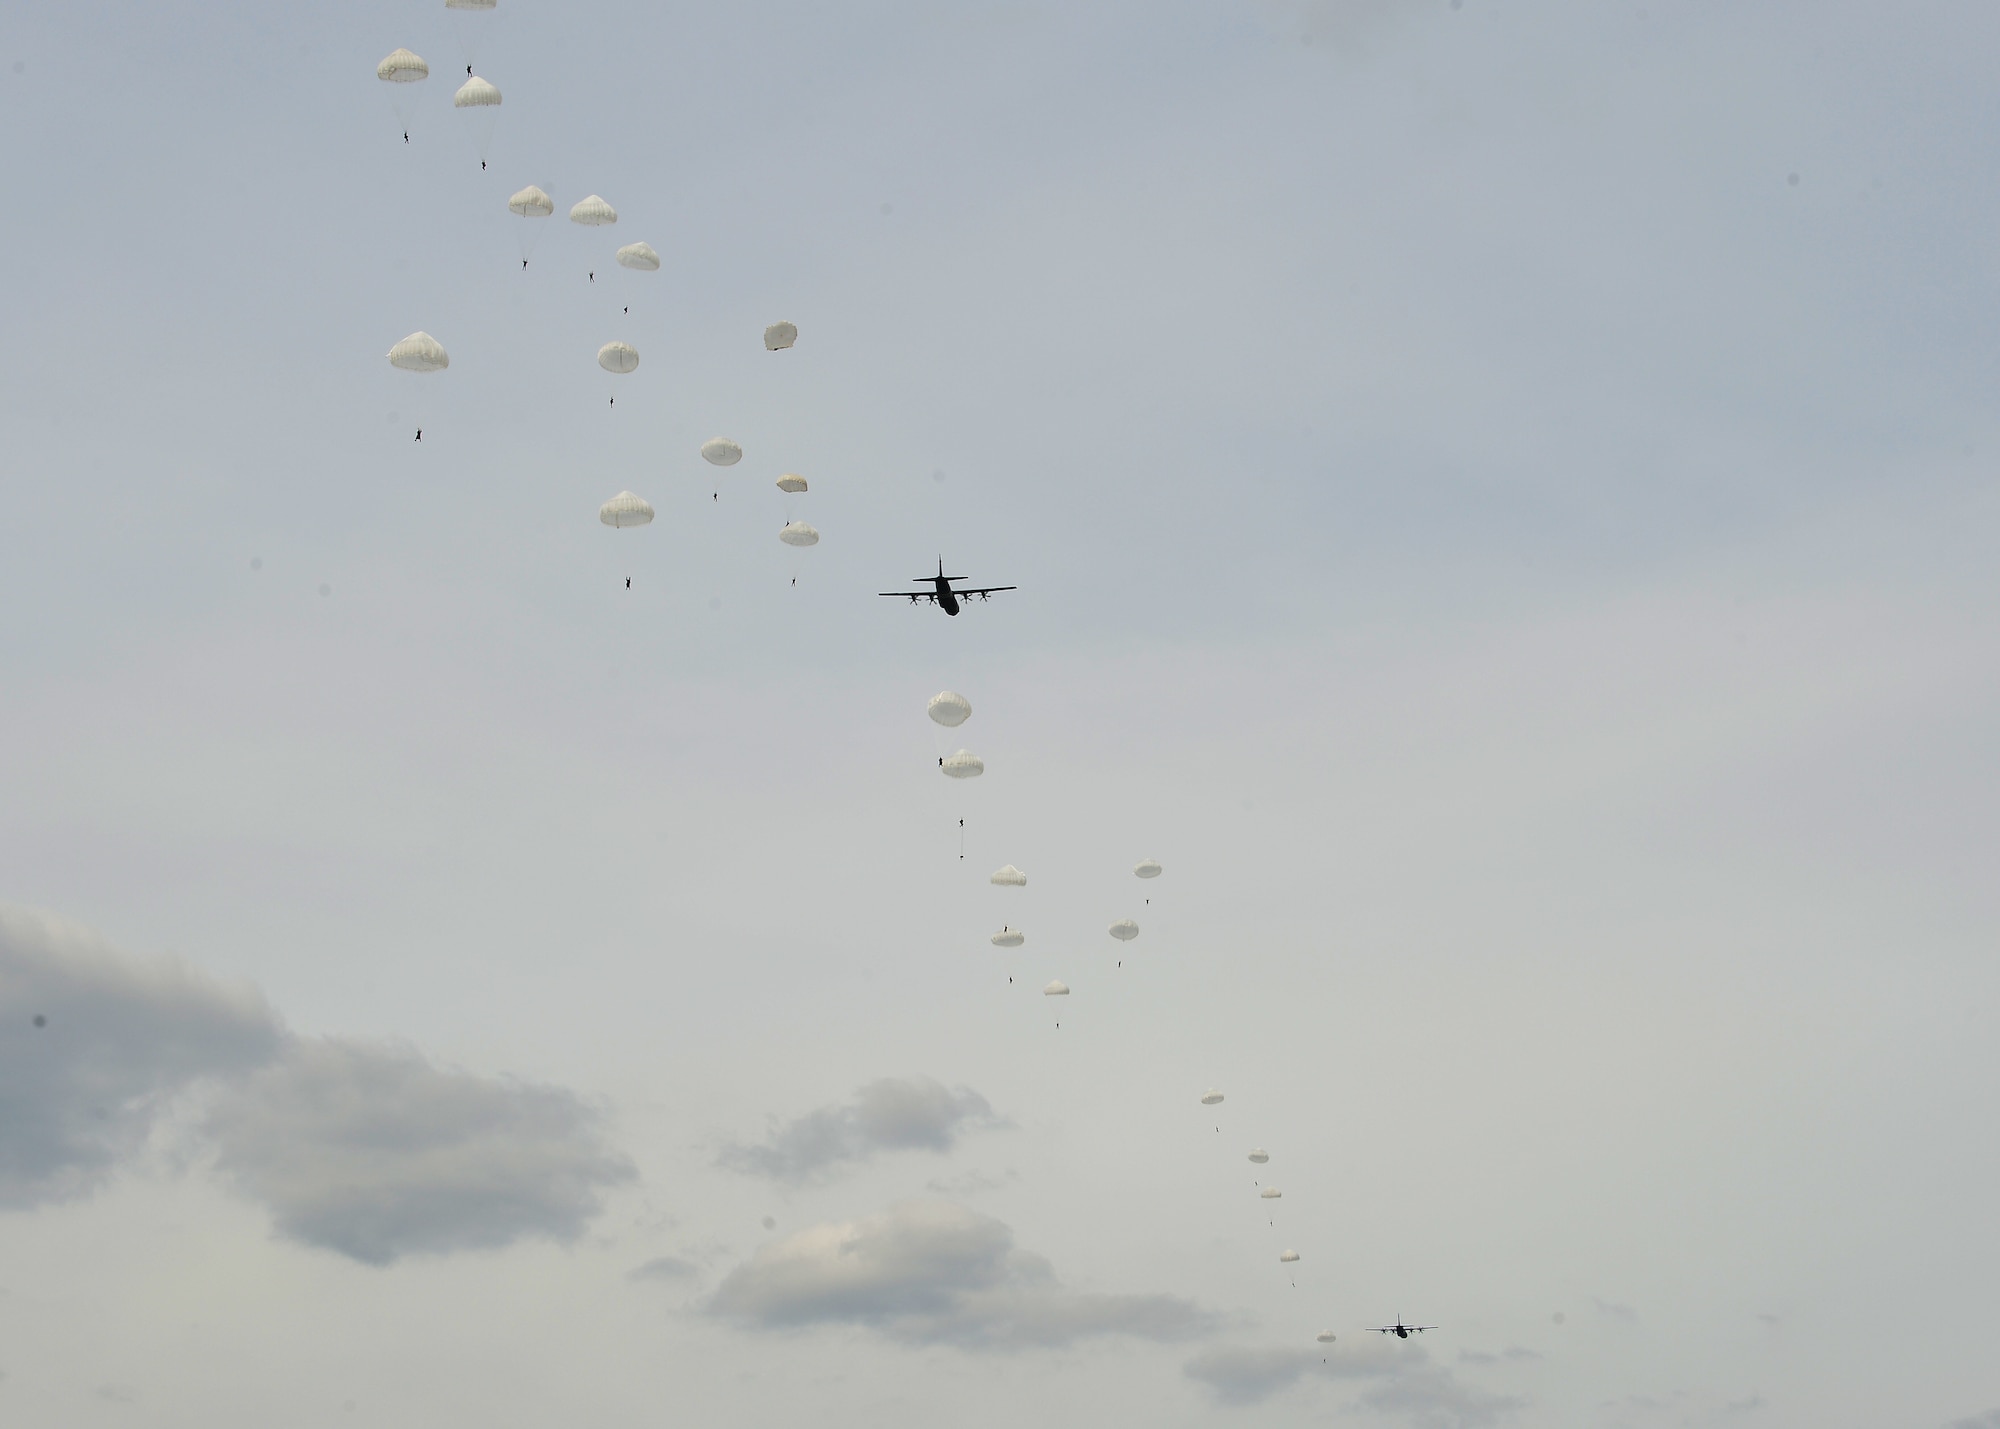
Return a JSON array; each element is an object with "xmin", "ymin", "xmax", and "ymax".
[
  {"xmin": 879, "ymin": 591, "xmax": 940, "ymax": 599},
  {"xmin": 956, "ymin": 586, "xmax": 1017, "ymax": 598}
]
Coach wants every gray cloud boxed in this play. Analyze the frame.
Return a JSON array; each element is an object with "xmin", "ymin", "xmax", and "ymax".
[
  {"xmin": 709, "ymin": 1198, "xmax": 1214, "ymax": 1349},
  {"xmin": 205, "ymin": 1037, "xmax": 634, "ymax": 1266},
  {"xmin": 0, "ymin": 905, "xmax": 633, "ymax": 1264},
  {"xmin": 1592, "ymin": 1297, "xmax": 1640, "ymax": 1323},
  {"xmin": 1184, "ymin": 1345, "xmax": 1321, "ymax": 1405},
  {"xmin": 717, "ymin": 1076, "xmax": 1003, "ymax": 1184},
  {"xmin": 629, "ymin": 1255, "xmax": 700, "ymax": 1282},
  {"xmin": 1360, "ymin": 1363, "xmax": 1524, "ymax": 1429},
  {"xmin": 1946, "ymin": 1413, "xmax": 2000, "ymax": 1429},
  {"xmin": 1187, "ymin": 1339, "xmax": 1523, "ymax": 1426},
  {"xmin": 925, "ymin": 1167, "xmax": 1019, "ymax": 1196},
  {"xmin": 0, "ymin": 907, "xmax": 282, "ymax": 1207}
]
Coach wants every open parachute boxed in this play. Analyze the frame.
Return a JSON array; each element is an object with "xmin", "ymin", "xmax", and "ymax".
[
  {"xmin": 598, "ymin": 491, "xmax": 654, "ymax": 528},
  {"xmin": 377, "ymin": 48, "xmax": 429, "ymax": 82},
  {"xmin": 387, "ymin": 331, "xmax": 449, "ymax": 372},
  {"xmin": 508, "ymin": 184, "xmax": 554, "ymax": 217},
  {"xmin": 928, "ymin": 691, "xmax": 971, "ymax": 727},
  {"xmin": 940, "ymin": 750, "xmax": 984, "ymax": 779}
]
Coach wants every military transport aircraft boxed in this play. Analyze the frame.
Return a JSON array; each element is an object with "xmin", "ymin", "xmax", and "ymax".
[
  {"xmin": 1369, "ymin": 1317, "xmax": 1438, "ymax": 1339},
  {"xmin": 880, "ymin": 558, "xmax": 1016, "ymax": 616}
]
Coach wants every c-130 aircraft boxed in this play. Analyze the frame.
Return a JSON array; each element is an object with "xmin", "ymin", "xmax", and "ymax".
[
  {"xmin": 880, "ymin": 558, "xmax": 1015, "ymax": 616},
  {"xmin": 1369, "ymin": 1316, "xmax": 1438, "ymax": 1340}
]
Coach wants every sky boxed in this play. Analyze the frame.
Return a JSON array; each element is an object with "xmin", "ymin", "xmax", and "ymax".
[{"xmin": 3, "ymin": 1, "xmax": 1999, "ymax": 1425}]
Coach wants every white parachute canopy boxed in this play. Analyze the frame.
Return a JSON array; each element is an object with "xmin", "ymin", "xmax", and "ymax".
[
  {"xmin": 570, "ymin": 194, "xmax": 618, "ymax": 226},
  {"xmin": 990, "ymin": 929, "xmax": 1023, "ymax": 948},
  {"xmin": 701, "ymin": 437, "xmax": 742, "ymax": 466},
  {"xmin": 387, "ymin": 331, "xmax": 449, "ymax": 372},
  {"xmin": 452, "ymin": 76, "xmax": 502, "ymax": 162},
  {"xmin": 599, "ymin": 491, "xmax": 654, "ymax": 528},
  {"xmin": 1043, "ymin": 980, "xmax": 1069, "ymax": 996},
  {"xmin": 928, "ymin": 691, "xmax": 972, "ymax": 727},
  {"xmin": 778, "ymin": 522, "xmax": 819, "ymax": 548},
  {"xmin": 764, "ymin": 320, "xmax": 797, "ymax": 350},
  {"xmin": 1317, "ymin": 1331, "xmax": 1337, "ymax": 1344},
  {"xmin": 615, "ymin": 242, "xmax": 660, "ymax": 271},
  {"xmin": 508, "ymin": 184, "xmax": 553, "ymax": 217},
  {"xmin": 1135, "ymin": 858, "xmax": 1163, "ymax": 879},
  {"xmin": 940, "ymin": 750, "xmax": 984, "ymax": 779},
  {"xmin": 377, "ymin": 48, "xmax": 429, "ymax": 82},
  {"xmin": 1108, "ymin": 920, "xmax": 1139, "ymax": 942},
  {"xmin": 775, "ymin": 473, "xmax": 808, "ymax": 494},
  {"xmin": 597, "ymin": 342, "xmax": 640, "ymax": 374},
  {"xmin": 1260, "ymin": 1187, "xmax": 1282, "ymax": 1199},
  {"xmin": 1200, "ymin": 1090, "xmax": 1224, "ymax": 1106},
  {"xmin": 1279, "ymin": 1250, "xmax": 1300, "ymax": 1264},
  {"xmin": 990, "ymin": 864, "xmax": 1027, "ymax": 886},
  {"xmin": 1248, "ymin": 1148, "xmax": 1270, "ymax": 1164}
]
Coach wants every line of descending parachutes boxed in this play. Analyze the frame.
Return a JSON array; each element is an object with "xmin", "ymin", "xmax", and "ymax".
[
  {"xmin": 917, "ymin": 670, "xmax": 1341, "ymax": 1332},
  {"xmin": 377, "ymin": 1, "xmax": 1345, "ymax": 1360}
]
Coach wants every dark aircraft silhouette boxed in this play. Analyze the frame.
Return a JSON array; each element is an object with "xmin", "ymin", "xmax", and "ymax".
[
  {"xmin": 1369, "ymin": 1317, "xmax": 1437, "ymax": 1340},
  {"xmin": 880, "ymin": 558, "xmax": 1015, "ymax": 616}
]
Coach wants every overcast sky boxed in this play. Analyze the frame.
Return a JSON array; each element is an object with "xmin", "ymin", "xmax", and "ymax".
[{"xmin": 3, "ymin": 2, "xmax": 1999, "ymax": 1426}]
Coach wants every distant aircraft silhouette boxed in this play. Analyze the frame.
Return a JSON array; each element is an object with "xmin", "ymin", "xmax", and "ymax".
[
  {"xmin": 1369, "ymin": 1317, "xmax": 1437, "ymax": 1340},
  {"xmin": 880, "ymin": 557, "xmax": 1015, "ymax": 616}
]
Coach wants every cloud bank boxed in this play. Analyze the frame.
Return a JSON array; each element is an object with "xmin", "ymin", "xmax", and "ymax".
[
  {"xmin": 0, "ymin": 905, "xmax": 631, "ymax": 1263},
  {"xmin": 710, "ymin": 1198, "xmax": 1215, "ymax": 1349},
  {"xmin": 717, "ymin": 1075, "xmax": 1003, "ymax": 1183},
  {"xmin": 0, "ymin": 907, "xmax": 282, "ymax": 1206},
  {"xmin": 1185, "ymin": 1338, "xmax": 1524, "ymax": 1427},
  {"xmin": 204, "ymin": 1037, "xmax": 634, "ymax": 1266},
  {"xmin": 1184, "ymin": 1344, "xmax": 1323, "ymax": 1406}
]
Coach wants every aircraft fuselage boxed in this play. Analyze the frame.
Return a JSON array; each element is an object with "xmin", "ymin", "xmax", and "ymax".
[{"xmin": 935, "ymin": 578, "xmax": 960, "ymax": 616}]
